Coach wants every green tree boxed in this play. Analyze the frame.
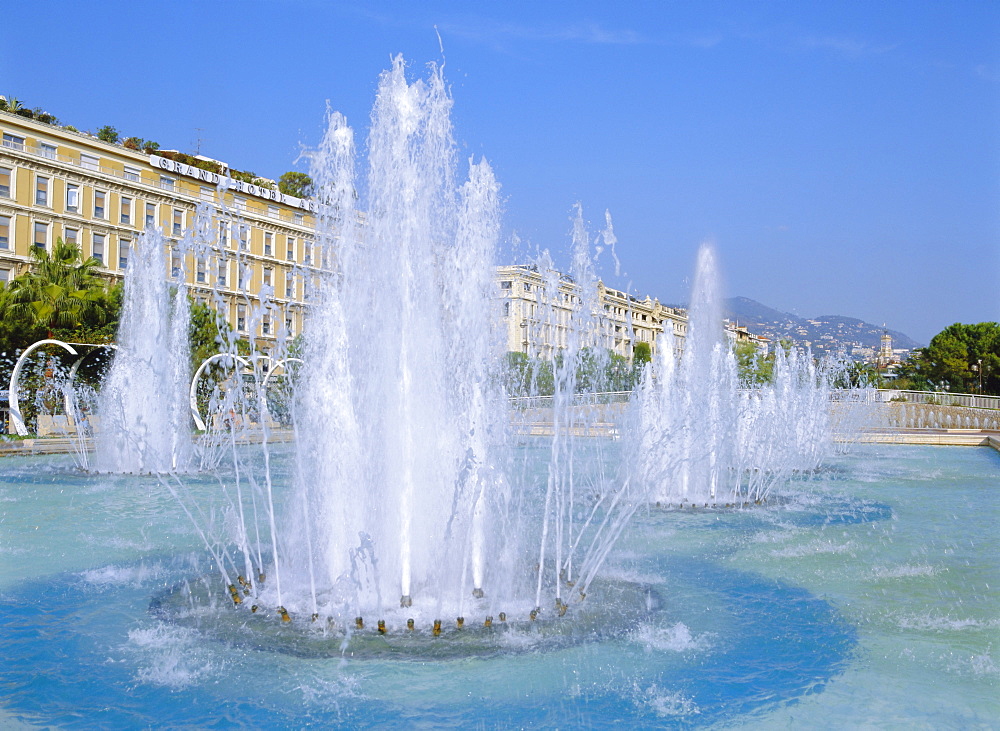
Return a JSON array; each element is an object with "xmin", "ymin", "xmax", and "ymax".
[
  {"xmin": 188, "ymin": 299, "xmax": 230, "ymax": 372},
  {"xmin": 633, "ymin": 341, "xmax": 652, "ymax": 367},
  {"xmin": 3, "ymin": 239, "xmax": 111, "ymax": 338},
  {"xmin": 96, "ymin": 125, "xmax": 119, "ymax": 144},
  {"xmin": 917, "ymin": 322, "xmax": 1000, "ymax": 394},
  {"xmin": 278, "ymin": 171, "xmax": 313, "ymax": 198}
]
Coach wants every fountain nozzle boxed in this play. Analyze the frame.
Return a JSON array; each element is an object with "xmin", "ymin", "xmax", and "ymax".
[
  {"xmin": 378, "ymin": 620, "xmax": 386, "ymax": 634},
  {"xmin": 355, "ymin": 616, "xmax": 364, "ymax": 630},
  {"xmin": 407, "ymin": 618, "xmax": 415, "ymax": 631},
  {"xmin": 456, "ymin": 616, "xmax": 464, "ymax": 629},
  {"xmin": 278, "ymin": 606, "xmax": 290, "ymax": 623},
  {"xmin": 472, "ymin": 587, "xmax": 484, "ymax": 599},
  {"xmin": 400, "ymin": 594, "xmax": 412, "ymax": 608},
  {"xmin": 433, "ymin": 619, "xmax": 442, "ymax": 636},
  {"xmin": 484, "ymin": 616, "xmax": 493, "ymax": 627}
]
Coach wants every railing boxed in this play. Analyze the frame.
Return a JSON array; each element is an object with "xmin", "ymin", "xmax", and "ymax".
[
  {"xmin": 509, "ymin": 392, "xmax": 633, "ymax": 410},
  {"xmin": 875, "ymin": 389, "xmax": 1000, "ymax": 410},
  {"xmin": 510, "ymin": 389, "xmax": 1000, "ymax": 411}
]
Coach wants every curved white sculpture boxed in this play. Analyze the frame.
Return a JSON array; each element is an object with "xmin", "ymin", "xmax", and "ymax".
[
  {"xmin": 7, "ymin": 339, "xmax": 79, "ymax": 436},
  {"xmin": 188, "ymin": 353, "xmax": 251, "ymax": 431}
]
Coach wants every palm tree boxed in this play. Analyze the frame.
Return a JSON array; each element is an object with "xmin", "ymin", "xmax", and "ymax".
[{"xmin": 4, "ymin": 239, "xmax": 110, "ymax": 337}]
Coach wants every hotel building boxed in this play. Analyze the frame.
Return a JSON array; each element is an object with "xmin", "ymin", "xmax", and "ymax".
[
  {"xmin": 497, "ymin": 264, "xmax": 689, "ymax": 360},
  {"xmin": 0, "ymin": 110, "xmax": 320, "ymax": 344}
]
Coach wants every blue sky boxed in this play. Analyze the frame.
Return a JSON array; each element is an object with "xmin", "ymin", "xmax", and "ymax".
[{"xmin": 3, "ymin": 0, "xmax": 997, "ymax": 344}]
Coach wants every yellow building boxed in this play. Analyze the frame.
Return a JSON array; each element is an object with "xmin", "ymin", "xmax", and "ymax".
[{"xmin": 0, "ymin": 110, "xmax": 320, "ymax": 344}]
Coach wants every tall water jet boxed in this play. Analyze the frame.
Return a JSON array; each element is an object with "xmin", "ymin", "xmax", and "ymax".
[
  {"xmin": 627, "ymin": 243, "xmax": 836, "ymax": 505},
  {"xmin": 94, "ymin": 228, "xmax": 193, "ymax": 474},
  {"xmin": 277, "ymin": 57, "xmax": 512, "ymax": 620}
]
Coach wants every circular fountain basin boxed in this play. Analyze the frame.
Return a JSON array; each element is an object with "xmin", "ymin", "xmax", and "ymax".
[{"xmin": 150, "ymin": 574, "xmax": 662, "ymax": 659}]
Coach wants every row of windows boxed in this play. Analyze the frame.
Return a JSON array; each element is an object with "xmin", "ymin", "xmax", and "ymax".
[
  {"xmin": 2, "ymin": 170, "xmax": 317, "ymax": 267},
  {"xmin": 3, "ymin": 214, "xmax": 312, "ymax": 296}
]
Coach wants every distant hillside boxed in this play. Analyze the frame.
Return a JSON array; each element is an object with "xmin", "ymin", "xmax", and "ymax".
[{"xmin": 724, "ymin": 296, "xmax": 922, "ymax": 356}]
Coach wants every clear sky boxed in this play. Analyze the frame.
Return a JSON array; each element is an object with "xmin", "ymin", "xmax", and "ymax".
[{"xmin": 3, "ymin": 0, "xmax": 997, "ymax": 344}]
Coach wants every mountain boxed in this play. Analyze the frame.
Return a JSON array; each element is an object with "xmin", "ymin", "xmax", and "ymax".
[{"xmin": 723, "ymin": 296, "xmax": 923, "ymax": 357}]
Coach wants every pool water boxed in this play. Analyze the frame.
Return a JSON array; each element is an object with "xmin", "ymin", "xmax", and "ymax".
[{"xmin": 0, "ymin": 443, "xmax": 996, "ymax": 728}]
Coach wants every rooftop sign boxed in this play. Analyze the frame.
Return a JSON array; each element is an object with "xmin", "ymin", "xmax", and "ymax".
[{"xmin": 149, "ymin": 155, "xmax": 316, "ymax": 212}]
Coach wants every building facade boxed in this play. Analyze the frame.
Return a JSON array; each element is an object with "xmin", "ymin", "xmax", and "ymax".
[
  {"xmin": 496, "ymin": 264, "xmax": 689, "ymax": 360},
  {"xmin": 0, "ymin": 111, "xmax": 321, "ymax": 344}
]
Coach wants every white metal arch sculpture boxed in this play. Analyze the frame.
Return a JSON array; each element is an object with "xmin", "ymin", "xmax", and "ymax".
[
  {"xmin": 63, "ymin": 344, "xmax": 118, "ymax": 417},
  {"xmin": 7, "ymin": 339, "xmax": 79, "ymax": 436},
  {"xmin": 188, "ymin": 354, "xmax": 304, "ymax": 431},
  {"xmin": 189, "ymin": 353, "xmax": 251, "ymax": 431},
  {"xmin": 261, "ymin": 357, "xmax": 304, "ymax": 390}
]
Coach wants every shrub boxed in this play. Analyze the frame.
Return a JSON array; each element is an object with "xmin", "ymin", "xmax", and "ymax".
[{"xmin": 96, "ymin": 125, "xmax": 120, "ymax": 144}]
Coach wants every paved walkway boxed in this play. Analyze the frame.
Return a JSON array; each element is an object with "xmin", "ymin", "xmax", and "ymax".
[
  {"xmin": 2, "ymin": 427, "xmax": 997, "ymax": 457},
  {"xmin": 0, "ymin": 429, "xmax": 295, "ymax": 457}
]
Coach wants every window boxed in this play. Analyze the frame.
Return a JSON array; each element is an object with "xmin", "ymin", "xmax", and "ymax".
[
  {"xmin": 0, "ymin": 166, "xmax": 10, "ymax": 197},
  {"xmin": 196, "ymin": 257, "xmax": 206, "ymax": 283},
  {"xmin": 38, "ymin": 143, "xmax": 56, "ymax": 160},
  {"xmin": 64, "ymin": 227, "xmax": 78, "ymax": 247},
  {"xmin": 218, "ymin": 221, "xmax": 229, "ymax": 248},
  {"xmin": 262, "ymin": 314, "xmax": 271, "ymax": 335},
  {"xmin": 238, "ymin": 264, "xmax": 247, "ymax": 290},
  {"xmin": 119, "ymin": 238, "xmax": 130, "ymax": 269},
  {"xmin": 2, "ymin": 133, "xmax": 25, "ymax": 151},
  {"xmin": 263, "ymin": 267, "xmax": 272, "ymax": 286},
  {"xmin": 234, "ymin": 196, "xmax": 246, "ymax": 212},
  {"xmin": 263, "ymin": 232, "xmax": 272, "ymax": 256},
  {"xmin": 0, "ymin": 268, "xmax": 8, "ymax": 286},
  {"xmin": 524, "ymin": 283, "xmax": 531, "ymax": 292},
  {"xmin": 65, "ymin": 184, "xmax": 79, "ymax": 212},
  {"xmin": 285, "ymin": 314, "xmax": 293, "ymax": 335},
  {"xmin": 145, "ymin": 202, "xmax": 156, "ymax": 228},
  {"xmin": 33, "ymin": 221, "xmax": 48, "ymax": 250},
  {"xmin": 237, "ymin": 224, "xmax": 249, "ymax": 251},
  {"xmin": 268, "ymin": 205, "xmax": 279, "ymax": 219},
  {"xmin": 503, "ymin": 301, "xmax": 510, "ymax": 317},
  {"xmin": 80, "ymin": 154, "xmax": 99, "ymax": 171},
  {"xmin": 172, "ymin": 208, "xmax": 183, "ymax": 236},
  {"xmin": 286, "ymin": 236, "xmax": 296, "ymax": 261},
  {"xmin": 0, "ymin": 215, "xmax": 9, "ymax": 249},
  {"xmin": 285, "ymin": 274, "xmax": 294, "ymax": 299},
  {"xmin": 92, "ymin": 233, "xmax": 105, "ymax": 264},
  {"xmin": 94, "ymin": 190, "xmax": 106, "ymax": 219},
  {"xmin": 35, "ymin": 176, "xmax": 49, "ymax": 206},
  {"xmin": 159, "ymin": 175, "xmax": 175, "ymax": 191},
  {"xmin": 123, "ymin": 165, "xmax": 140, "ymax": 182},
  {"xmin": 237, "ymin": 304, "xmax": 247, "ymax": 332},
  {"xmin": 293, "ymin": 212, "xmax": 303, "ymax": 224},
  {"xmin": 200, "ymin": 186, "xmax": 213, "ymax": 202},
  {"xmin": 217, "ymin": 259, "xmax": 227, "ymax": 287},
  {"xmin": 501, "ymin": 280, "xmax": 512, "ymax": 289},
  {"xmin": 304, "ymin": 242, "xmax": 312, "ymax": 265},
  {"xmin": 120, "ymin": 197, "xmax": 132, "ymax": 224},
  {"xmin": 170, "ymin": 248, "xmax": 181, "ymax": 278}
]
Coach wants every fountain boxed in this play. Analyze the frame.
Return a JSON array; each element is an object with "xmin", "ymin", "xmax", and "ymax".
[
  {"xmin": 140, "ymin": 57, "xmax": 653, "ymax": 650},
  {"xmin": 92, "ymin": 227, "xmax": 194, "ymax": 474},
  {"xmin": 627, "ymin": 245, "xmax": 838, "ymax": 507},
  {"xmin": 0, "ymin": 57, "xmax": 995, "ymax": 727}
]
